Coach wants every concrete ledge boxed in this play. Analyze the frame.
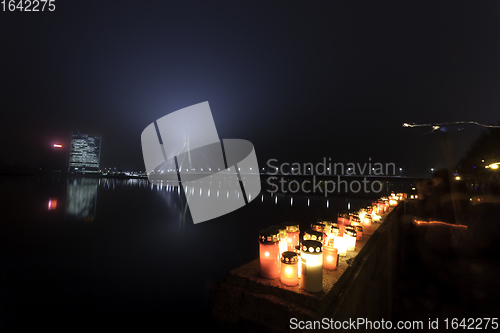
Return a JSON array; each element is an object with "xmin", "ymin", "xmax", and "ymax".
[{"xmin": 212, "ymin": 212, "xmax": 396, "ymax": 332}]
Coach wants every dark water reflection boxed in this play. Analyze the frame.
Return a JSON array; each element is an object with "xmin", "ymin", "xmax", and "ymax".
[{"xmin": 1, "ymin": 175, "xmax": 400, "ymax": 331}]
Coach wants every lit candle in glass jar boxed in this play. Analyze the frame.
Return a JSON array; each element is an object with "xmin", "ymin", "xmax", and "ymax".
[
  {"xmin": 380, "ymin": 198, "xmax": 389, "ymax": 212},
  {"xmin": 333, "ymin": 236, "xmax": 347, "ymax": 256},
  {"xmin": 349, "ymin": 212, "xmax": 359, "ymax": 225},
  {"xmin": 355, "ymin": 225, "xmax": 363, "ymax": 240},
  {"xmin": 337, "ymin": 212, "xmax": 348, "ymax": 236},
  {"xmin": 311, "ymin": 223, "xmax": 326, "ymax": 244},
  {"xmin": 358, "ymin": 209, "xmax": 366, "ymax": 224},
  {"xmin": 363, "ymin": 214, "xmax": 372, "ymax": 227},
  {"xmin": 294, "ymin": 245, "xmax": 302, "ymax": 278},
  {"xmin": 303, "ymin": 229, "xmax": 323, "ymax": 243},
  {"xmin": 323, "ymin": 244, "xmax": 338, "ymax": 270},
  {"xmin": 259, "ymin": 228, "xmax": 280, "ymax": 279},
  {"xmin": 275, "ymin": 225, "xmax": 288, "ymax": 255},
  {"xmin": 280, "ymin": 251, "xmax": 299, "ymax": 286},
  {"xmin": 377, "ymin": 200, "xmax": 385, "ymax": 214},
  {"xmin": 321, "ymin": 221, "xmax": 333, "ymax": 245},
  {"xmin": 300, "ymin": 240, "xmax": 323, "ymax": 292},
  {"xmin": 330, "ymin": 225, "xmax": 339, "ymax": 237},
  {"xmin": 351, "ymin": 215, "xmax": 361, "ymax": 227},
  {"xmin": 344, "ymin": 226, "xmax": 357, "ymax": 251},
  {"xmin": 284, "ymin": 222, "xmax": 300, "ymax": 251}
]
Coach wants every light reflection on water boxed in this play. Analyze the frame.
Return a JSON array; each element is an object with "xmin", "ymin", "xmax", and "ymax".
[{"xmin": 59, "ymin": 177, "xmax": 381, "ymax": 224}]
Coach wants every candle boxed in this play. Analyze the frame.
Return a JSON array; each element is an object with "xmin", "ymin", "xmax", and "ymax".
[
  {"xmin": 259, "ymin": 228, "xmax": 281, "ymax": 279},
  {"xmin": 280, "ymin": 251, "xmax": 299, "ymax": 286},
  {"xmin": 333, "ymin": 236, "xmax": 347, "ymax": 256},
  {"xmin": 355, "ymin": 225, "xmax": 363, "ymax": 241},
  {"xmin": 303, "ymin": 229, "xmax": 323, "ymax": 243},
  {"xmin": 311, "ymin": 223, "xmax": 326, "ymax": 244},
  {"xmin": 377, "ymin": 200, "xmax": 385, "ymax": 214},
  {"xmin": 284, "ymin": 222, "xmax": 300, "ymax": 251},
  {"xmin": 323, "ymin": 245, "xmax": 338, "ymax": 270},
  {"xmin": 344, "ymin": 226, "xmax": 357, "ymax": 251},
  {"xmin": 358, "ymin": 209, "xmax": 366, "ymax": 224},
  {"xmin": 337, "ymin": 212, "xmax": 348, "ymax": 236},
  {"xmin": 321, "ymin": 221, "xmax": 333, "ymax": 245},
  {"xmin": 349, "ymin": 212, "xmax": 359, "ymax": 225},
  {"xmin": 351, "ymin": 215, "xmax": 361, "ymax": 227},
  {"xmin": 330, "ymin": 225, "xmax": 339, "ymax": 237},
  {"xmin": 337, "ymin": 212, "xmax": 349, "ymax": 226},
  {"xmin": 300, "ymin": 240, "xmax": 323, "ymax": 292},
  {"xmin": 294, "ymin": 245, "xmax": 302, "ymax": 278},
  {"xmin": 362, "ymin": 214, "xmax": 372, "ymax": 227},
  {"xmin": 276, "ymin": 225, "xmax": 288, "ymax": 255}
]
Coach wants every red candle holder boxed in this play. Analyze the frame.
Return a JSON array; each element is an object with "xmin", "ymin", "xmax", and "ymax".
[
  {"xmin": 259, "ymin": 228, "xmax": 281, "ymax": 279},
  {"xmin": 283, "ymin": 222, "xmax": 300, "ymax": 251},
  {"xmin": 323, "ymin": 245, "xmax": 338, "ymax": 270},
  {"xmin": 355, "ymin": 225, "xmax": 363, "ymax": 240},
  {"xmin": 362, "ymin": 214, "xmax": 372, "ymax": 227}
]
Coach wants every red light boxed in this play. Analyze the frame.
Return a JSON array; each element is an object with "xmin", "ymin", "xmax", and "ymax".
[
  {"xmin": 413, "ymin": 220, "xmax": 468, "ymax": 229},
  {"xmin": 48, "ymin": 199, "xmax": 57, "ymax": 210},
  {"xmin": 53, "ymin": 144, "xmax": 63, "ymax": 148}
]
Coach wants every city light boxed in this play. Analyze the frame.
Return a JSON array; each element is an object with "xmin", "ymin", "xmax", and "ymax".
[{"xmin": 485, "ymin": 163, "xmax": 500, "ymax": 169}]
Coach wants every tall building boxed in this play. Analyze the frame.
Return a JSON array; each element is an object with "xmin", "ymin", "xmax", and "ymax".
[{"xmin": 68, "ymin": 133, "xmax": 101, "ymax": 172}]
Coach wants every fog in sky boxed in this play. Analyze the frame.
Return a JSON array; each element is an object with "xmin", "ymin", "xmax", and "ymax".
[{"xmin": 2, "ymin": 1, "xmax": 499, "ymax": 175}]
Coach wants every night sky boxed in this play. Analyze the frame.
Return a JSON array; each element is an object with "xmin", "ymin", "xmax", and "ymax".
[{"xmin": 2, "ymin": 1, "xmax": 500, "ymax": 176}]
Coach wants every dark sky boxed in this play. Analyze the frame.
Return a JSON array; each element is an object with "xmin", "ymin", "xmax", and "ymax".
[{"xmin": 1, "ymin": 1, "xmax": 499, "ymax": 176}]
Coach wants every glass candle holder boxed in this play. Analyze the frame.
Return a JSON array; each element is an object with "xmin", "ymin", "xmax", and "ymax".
[
  {"xmin": 323, "ymin": 245, "xmax": 338, "ymax": 270},
  {"xmin": 275, "ymin": 225, "xmax": 288, "ymax": 255},
  {"xmin": 321, "ymin": 221, "xmax": 332, "ymax": 245},
  {"xmin": 355, "ymin": 225, "xmax": 363, "ymax": 241},
  {"xmin": 259, "ymin": 228, "xmax": 281, "ymax": 279},
  {"xmin": 362, "ymin": 214, "xmax": 372, "ymax": 227},
  {"xmin": 280, "ymin": 251, "xmax": 299, "ymax": 286},
  {"xmin": 337, "ymin": 212, "xmax": 349, "ymax": 226},
  {"xmin": 294, "ymin": 245, "xmax": 302, "ymax": 278},
  {"xmin": 300, "ymin": 240, "xmax": 323, "ymax": 292},
  {"xmin": 311, "ymin": 223, "xmax": 326, "ymax": 244},
  {"xmin": 333, "ymin": 236, "xmax": 347, "ymax": 256},
  {"xmin": 349, "ymin": 212, "xmax": 359, "ymax": 225},
  {"xmin": 284, "ymin": 222, "xmax": 300, "ymax": 251},
  {"xmin": 351, "ymin": 215, "xmax": 361, "ymax": 227},
  {"xmin": 330, "ymin": 225, "xmax": 339, "ymax": 237},
  {"xmin": 372, "ymin": 202, "xmax": 379, "ymax": 214},
  {"xmin": 303, "ymin": 229, "xmax": 323, "ymax": 243},
  {"xmin": 344, "ymin": 226, "xmax": 357, "ymax": 251},
  {"xmin": 358, "ymin": 209, "xmax": 366, "ymax": 224}
]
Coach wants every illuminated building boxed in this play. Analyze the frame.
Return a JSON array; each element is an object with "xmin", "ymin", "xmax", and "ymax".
[{"xmin": 68, "ymin": 133, "xmax": 101, "ymax": 172}]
